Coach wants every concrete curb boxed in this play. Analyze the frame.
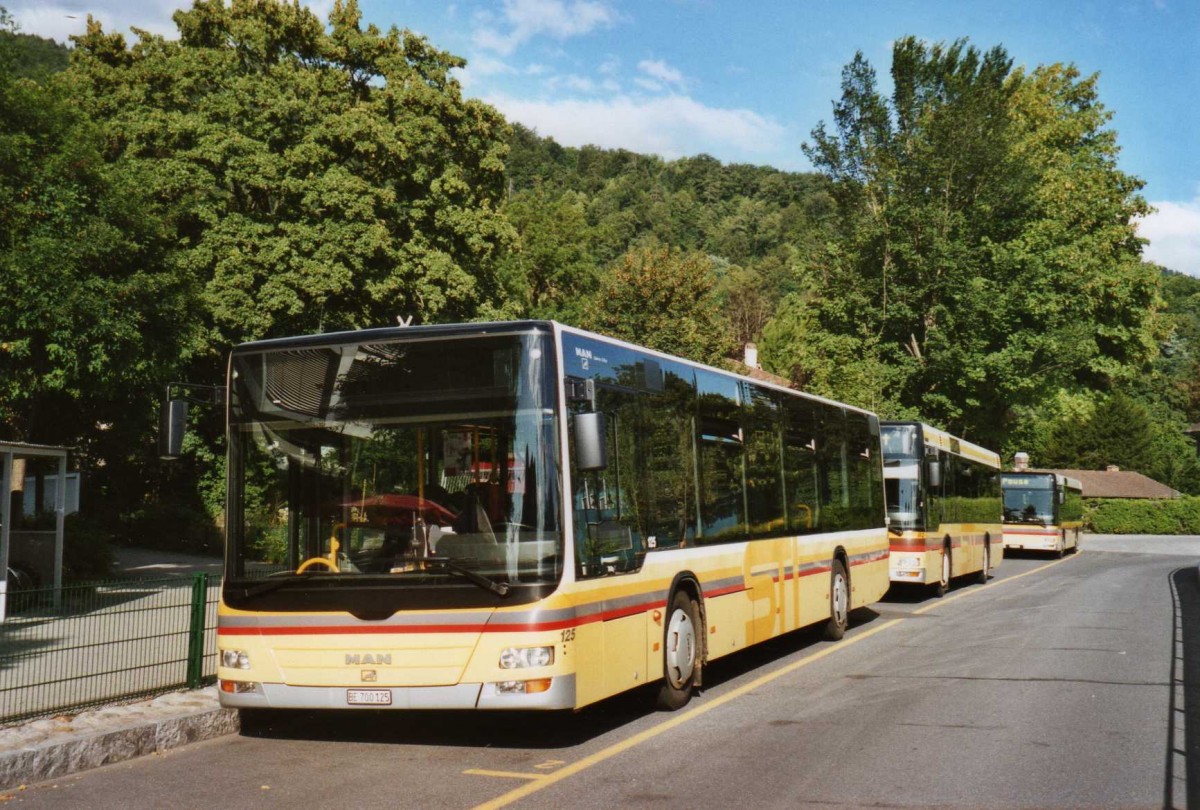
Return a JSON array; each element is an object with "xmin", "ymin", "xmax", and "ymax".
[{"xmin": 0, "ymin": 693, "xmax": 238, "ymax": 791}]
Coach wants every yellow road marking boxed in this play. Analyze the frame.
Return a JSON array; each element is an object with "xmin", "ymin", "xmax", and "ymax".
[
  {"xmin": 464, "ymin": 770, "xmax": 547, "ymax": 781},
  {"xmin": 471, "ymin": 618, "xmax": 902, "ymax": 810},
  {"xmin": 472, "ymin": 552, "xmax": 1078, "ymax": 809},
  {"xmin": 534, "ymin": 760, "xmax": 565, "ymax": 770}
]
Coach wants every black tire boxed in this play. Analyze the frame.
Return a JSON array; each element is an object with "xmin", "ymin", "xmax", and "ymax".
[
  {"xmin": 823, "ymin": 558, "xmax": 850, "ymax": 640},
  {"xmin": 975, "ymin": 539, "xmax": 990, "ymax": 585},
  {"xmin": 931, "ymin": 544, "xmax": 950, "ymax": 598},
  {"xmin": 655, "ymin": 589, "xmax": 700, "ymax": 711}
]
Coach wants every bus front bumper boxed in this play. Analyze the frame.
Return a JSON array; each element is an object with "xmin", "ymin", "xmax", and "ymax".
[
  {"xmin": 217, "ymin": 674, "xmax": 577, "ymax": 711},
  {"xmin": 1003, "ymin": 530, "xmax": 1058, "ymax": 551}
]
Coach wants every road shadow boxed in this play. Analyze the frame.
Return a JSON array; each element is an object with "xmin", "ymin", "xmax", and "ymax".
[
  {"xmin": 1002, "ymin": 548, "xmax": 1068, "ymax": 562},
  {"xmin": 238, "ymin": 608, "xmax": 880, "ymax": 748},
  {"xmin": 1168, "ymin": 566, "xmax": 1200, "ymax": 809},
  {"xmin": 880, "ymin": 576, "xmax": 978, "ymax": 605}
]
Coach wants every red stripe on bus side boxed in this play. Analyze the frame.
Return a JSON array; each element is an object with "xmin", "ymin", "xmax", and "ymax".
[{"xmin": 217, "ymin": 598, "xmax": 674, "ymax": 637}]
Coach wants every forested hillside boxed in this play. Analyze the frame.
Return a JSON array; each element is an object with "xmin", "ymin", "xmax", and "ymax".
[{"xmin": 2, "ymin": 1, "xmax": 1198, "ymax": 560}]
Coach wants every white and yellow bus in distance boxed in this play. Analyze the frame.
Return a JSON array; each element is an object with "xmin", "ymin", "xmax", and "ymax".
[
  {"xmin": 1001, "ymin": 472, "xmax": 1083, "ymax": 556},
  {"xmin": 215, "ymin": 321, "xmax": 889, "ymax": 714},
  {"xmin": 880, "ymin": 422, "xmax": 1003, "ymax": 597}
]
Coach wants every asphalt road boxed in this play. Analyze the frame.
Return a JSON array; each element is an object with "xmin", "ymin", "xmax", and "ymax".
[{"xmin": 7, "ymin": 541, "xmax": 1199, "ymax": 810}]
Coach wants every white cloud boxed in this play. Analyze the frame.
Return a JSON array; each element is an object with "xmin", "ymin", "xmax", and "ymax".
[
  {"xmin": 10, "ymin": 1, "xmax": 179, "ymax": 43},
  {"xmin": 637, "ymin": 58, "xmax": 685, "ymax": 89},
  {"xmin": 1138, "ymin": 198, "xmax": 1200, "ymax": 276},
  {"xmin": 546, "ymin": 74, "xmax": 598, "ymax": 93},
  {"xmin": 483, "ymin": 92, "xmax": 788, "ymax": 165},
  {"xmin": 473, "ymin": 0, "xmax": 617, "ymax": 56},
  {"xmin": 468, "ymin": 54, "xmax": 518, "ymax": 77},
  {"xmin": 633, "ymin": 77, "xmax": 663, "ymax": 93},
  {"xmin": 9, "ymin": 0, "xmax": 335, "ymax": 43}
]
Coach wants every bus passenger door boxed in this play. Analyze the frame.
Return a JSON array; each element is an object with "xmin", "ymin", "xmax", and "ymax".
[{"xmin": 743, "ymin": 540, "xmax": 784, "ymax": 643}]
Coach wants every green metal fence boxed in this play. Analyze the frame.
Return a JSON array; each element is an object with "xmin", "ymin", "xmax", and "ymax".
[{"xmin": 0, "ymin": 573, "xmax": 220, "ymax": 726}]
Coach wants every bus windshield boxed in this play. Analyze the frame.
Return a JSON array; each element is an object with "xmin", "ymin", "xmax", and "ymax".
[
  {"xmin": 1001, "ymin": 475, "xmax": 1055, "ymax": 524},
  {"xmin": 225, "ymin": 330, "xmax": 562, "ymax": 605},
  {"xmin": 881, "ymin": 423, "xmax": 921, "ymax": 529}
]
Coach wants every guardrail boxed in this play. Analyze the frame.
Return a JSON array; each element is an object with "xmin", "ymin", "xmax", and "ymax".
[{"xmin": 0, "ymin": 573, "xmax": 220, "ymax": 726}]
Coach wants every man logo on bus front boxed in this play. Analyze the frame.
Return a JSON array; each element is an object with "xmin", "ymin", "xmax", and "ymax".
[{"xmin": 345, "ymin": 653, "xmax": 392, "ymax": 665}]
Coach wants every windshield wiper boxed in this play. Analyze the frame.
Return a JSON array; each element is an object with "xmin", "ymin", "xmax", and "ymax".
[{"xmin": 427, "ymin": 558, "xmax": 510, "ymax": 597}]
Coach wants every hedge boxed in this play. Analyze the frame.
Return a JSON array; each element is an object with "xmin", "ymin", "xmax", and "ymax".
[{"xmin": 1084, "ymin": 497, "xmax": 1200, "ymax": 535}]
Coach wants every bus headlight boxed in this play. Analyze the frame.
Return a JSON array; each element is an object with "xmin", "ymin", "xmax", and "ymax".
[
  {"xmin": 499, "ymin": 646, "xmax": 555, "ymax": 669},
  {"xmin": 221, "ymin": 649, "xmax": 251, "ymax": 670}
]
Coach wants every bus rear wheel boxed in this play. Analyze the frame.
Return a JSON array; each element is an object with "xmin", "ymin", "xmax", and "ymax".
[
  {"xmin": 823, "ymin": 558, "xmax": 849, "ymax": 640},
  {"xmin": 656, "ymin": 590, "xmax": 700, "ymax": 711}
]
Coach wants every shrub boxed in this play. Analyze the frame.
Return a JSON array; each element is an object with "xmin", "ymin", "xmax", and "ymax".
[
  {"xmin": 63, "ymin": 514, "xmax": 115, "ymax": 581},
  {"xmin": 1085, "ymin": 497, "xmax": 1200, "ymax": 535},
  {"xmin": 123, "ymin": 502, "xmax": 223, "ymax": 554}
]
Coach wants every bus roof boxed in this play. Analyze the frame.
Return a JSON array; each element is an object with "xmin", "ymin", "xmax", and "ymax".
[
  {"xmin": 231, "ymin": 320, "xmax": 881, "ymax": 420},
  {"xmin": 555, "ymin": 323, "xmax": 880, "ymax": 419},
  {"xmin": 881, "ymin": 421, "xmax": 1001, "ymax": 469}
]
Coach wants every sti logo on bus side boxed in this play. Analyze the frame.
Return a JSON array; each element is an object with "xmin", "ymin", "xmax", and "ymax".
[{"xmin": 345, "ymin": 653, "xmax": 392, "ymax": 666}]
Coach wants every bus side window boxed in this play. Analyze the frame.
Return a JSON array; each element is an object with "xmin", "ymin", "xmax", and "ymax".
[{"xmin": 782, "ymin": 396, "xmax": 820, "ymax": 534}]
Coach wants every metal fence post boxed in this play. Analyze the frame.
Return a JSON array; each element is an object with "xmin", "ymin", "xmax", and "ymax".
[{"xmin": 186, "ymin": 572, "xmax": 208, "ymax": 688}]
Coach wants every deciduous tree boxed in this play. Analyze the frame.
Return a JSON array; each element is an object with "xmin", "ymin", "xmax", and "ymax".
[{"xmin": 70, "ymin": 0, "xmax": 515, "ymax": 346}]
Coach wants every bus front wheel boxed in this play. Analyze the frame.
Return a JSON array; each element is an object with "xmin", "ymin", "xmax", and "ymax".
[
  {"xmin": 656, "ymin": 590, "xmax": 700, "ymax": 711},
  {"xmin": 976, "ymin": 540, "xmax": 990, "ymax": 585},
  {"xmin": 823, "ymin": 558, "xmax": 849, "ymax": 640},
  {"xmin": 932, "ymin": 545, "xmax": 950, "ymax": 598}
]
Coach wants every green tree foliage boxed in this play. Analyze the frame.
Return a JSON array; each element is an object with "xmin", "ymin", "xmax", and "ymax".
[
  {"xmin": 0, "ymin": 7, "xmax": 69, "ymax": 81},
  {"xmin": 0, "ymin": 13, "xmax": 194, "ymax": 448},
  {"xmin": 782, "ymin": 37, "xmax": 1160, "ymax": 445},
  {"xmin": 582, "ymin": 246, "xmax": 734, "ymax": 365},
  {"xmin": 495, "ymin": 181, "xmax": 597, "ymax": 323},
  {"xmin": 69, "ymin": 0, "xmax": 514, "ymax": 347},
  {"xmin": 1038, "ymin": 391, "xmax": 1200, "ymax": 493},
  {"xmin": 1041, "ymin": 391, "xmax": 1156, "ymax": 472},
  {"xmin": 502, "ymin": 124, "xmax": 832, "ymax": 338}
]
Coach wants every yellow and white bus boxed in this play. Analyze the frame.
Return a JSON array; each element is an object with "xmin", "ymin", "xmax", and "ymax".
[
  {"xmin": 881, "ymin": 422, "xmax": 1003, "ymax": 596},
  {"xmin": 215, "ymin": 321, "xmax": 889, "ymax": 713},
  {"xmin": 1001, "ymin": 472, "xmax": 1083, "ymax": 556}
]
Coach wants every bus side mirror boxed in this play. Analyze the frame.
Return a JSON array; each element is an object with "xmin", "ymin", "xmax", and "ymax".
[
  {"xmin": 574, "ymin": 412, "xmax": 608, "ymax": 472},
  {"xmin": 159, "ymin": 399, "xmax": 188, "ymax": 460},
  {"xmin": 925, "ymin": 458, "xmax": 943, "ymax": 489}
]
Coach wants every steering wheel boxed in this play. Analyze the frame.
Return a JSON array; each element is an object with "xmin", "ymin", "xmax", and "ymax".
[
  {"xmin": 295, "ymin": 531, "xmax": 342, "ymax": 573},
  {"xmin": 296, "ymin": 556, "xmax": 339, "ymax": 573}
]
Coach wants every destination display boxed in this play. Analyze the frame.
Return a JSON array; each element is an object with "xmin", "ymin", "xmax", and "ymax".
[{"xmin": 1000, "ymin": 474, "xmax": 1054, "ymax": 490}]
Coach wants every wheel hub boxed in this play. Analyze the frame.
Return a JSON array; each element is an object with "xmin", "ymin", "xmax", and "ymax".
[{"xmin": 665, "ymin": 608, "xmax": 696, "ymax": 687}]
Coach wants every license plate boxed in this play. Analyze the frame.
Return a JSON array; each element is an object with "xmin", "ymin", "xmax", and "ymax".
[{"xmin": 347, "ymin": 689, "xmax": 392, "ymax": 706}]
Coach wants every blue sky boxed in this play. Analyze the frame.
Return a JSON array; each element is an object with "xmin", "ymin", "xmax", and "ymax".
[{"xmin": 11, "ymin": 0, "xmax": 1200, "ymax": 274}]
